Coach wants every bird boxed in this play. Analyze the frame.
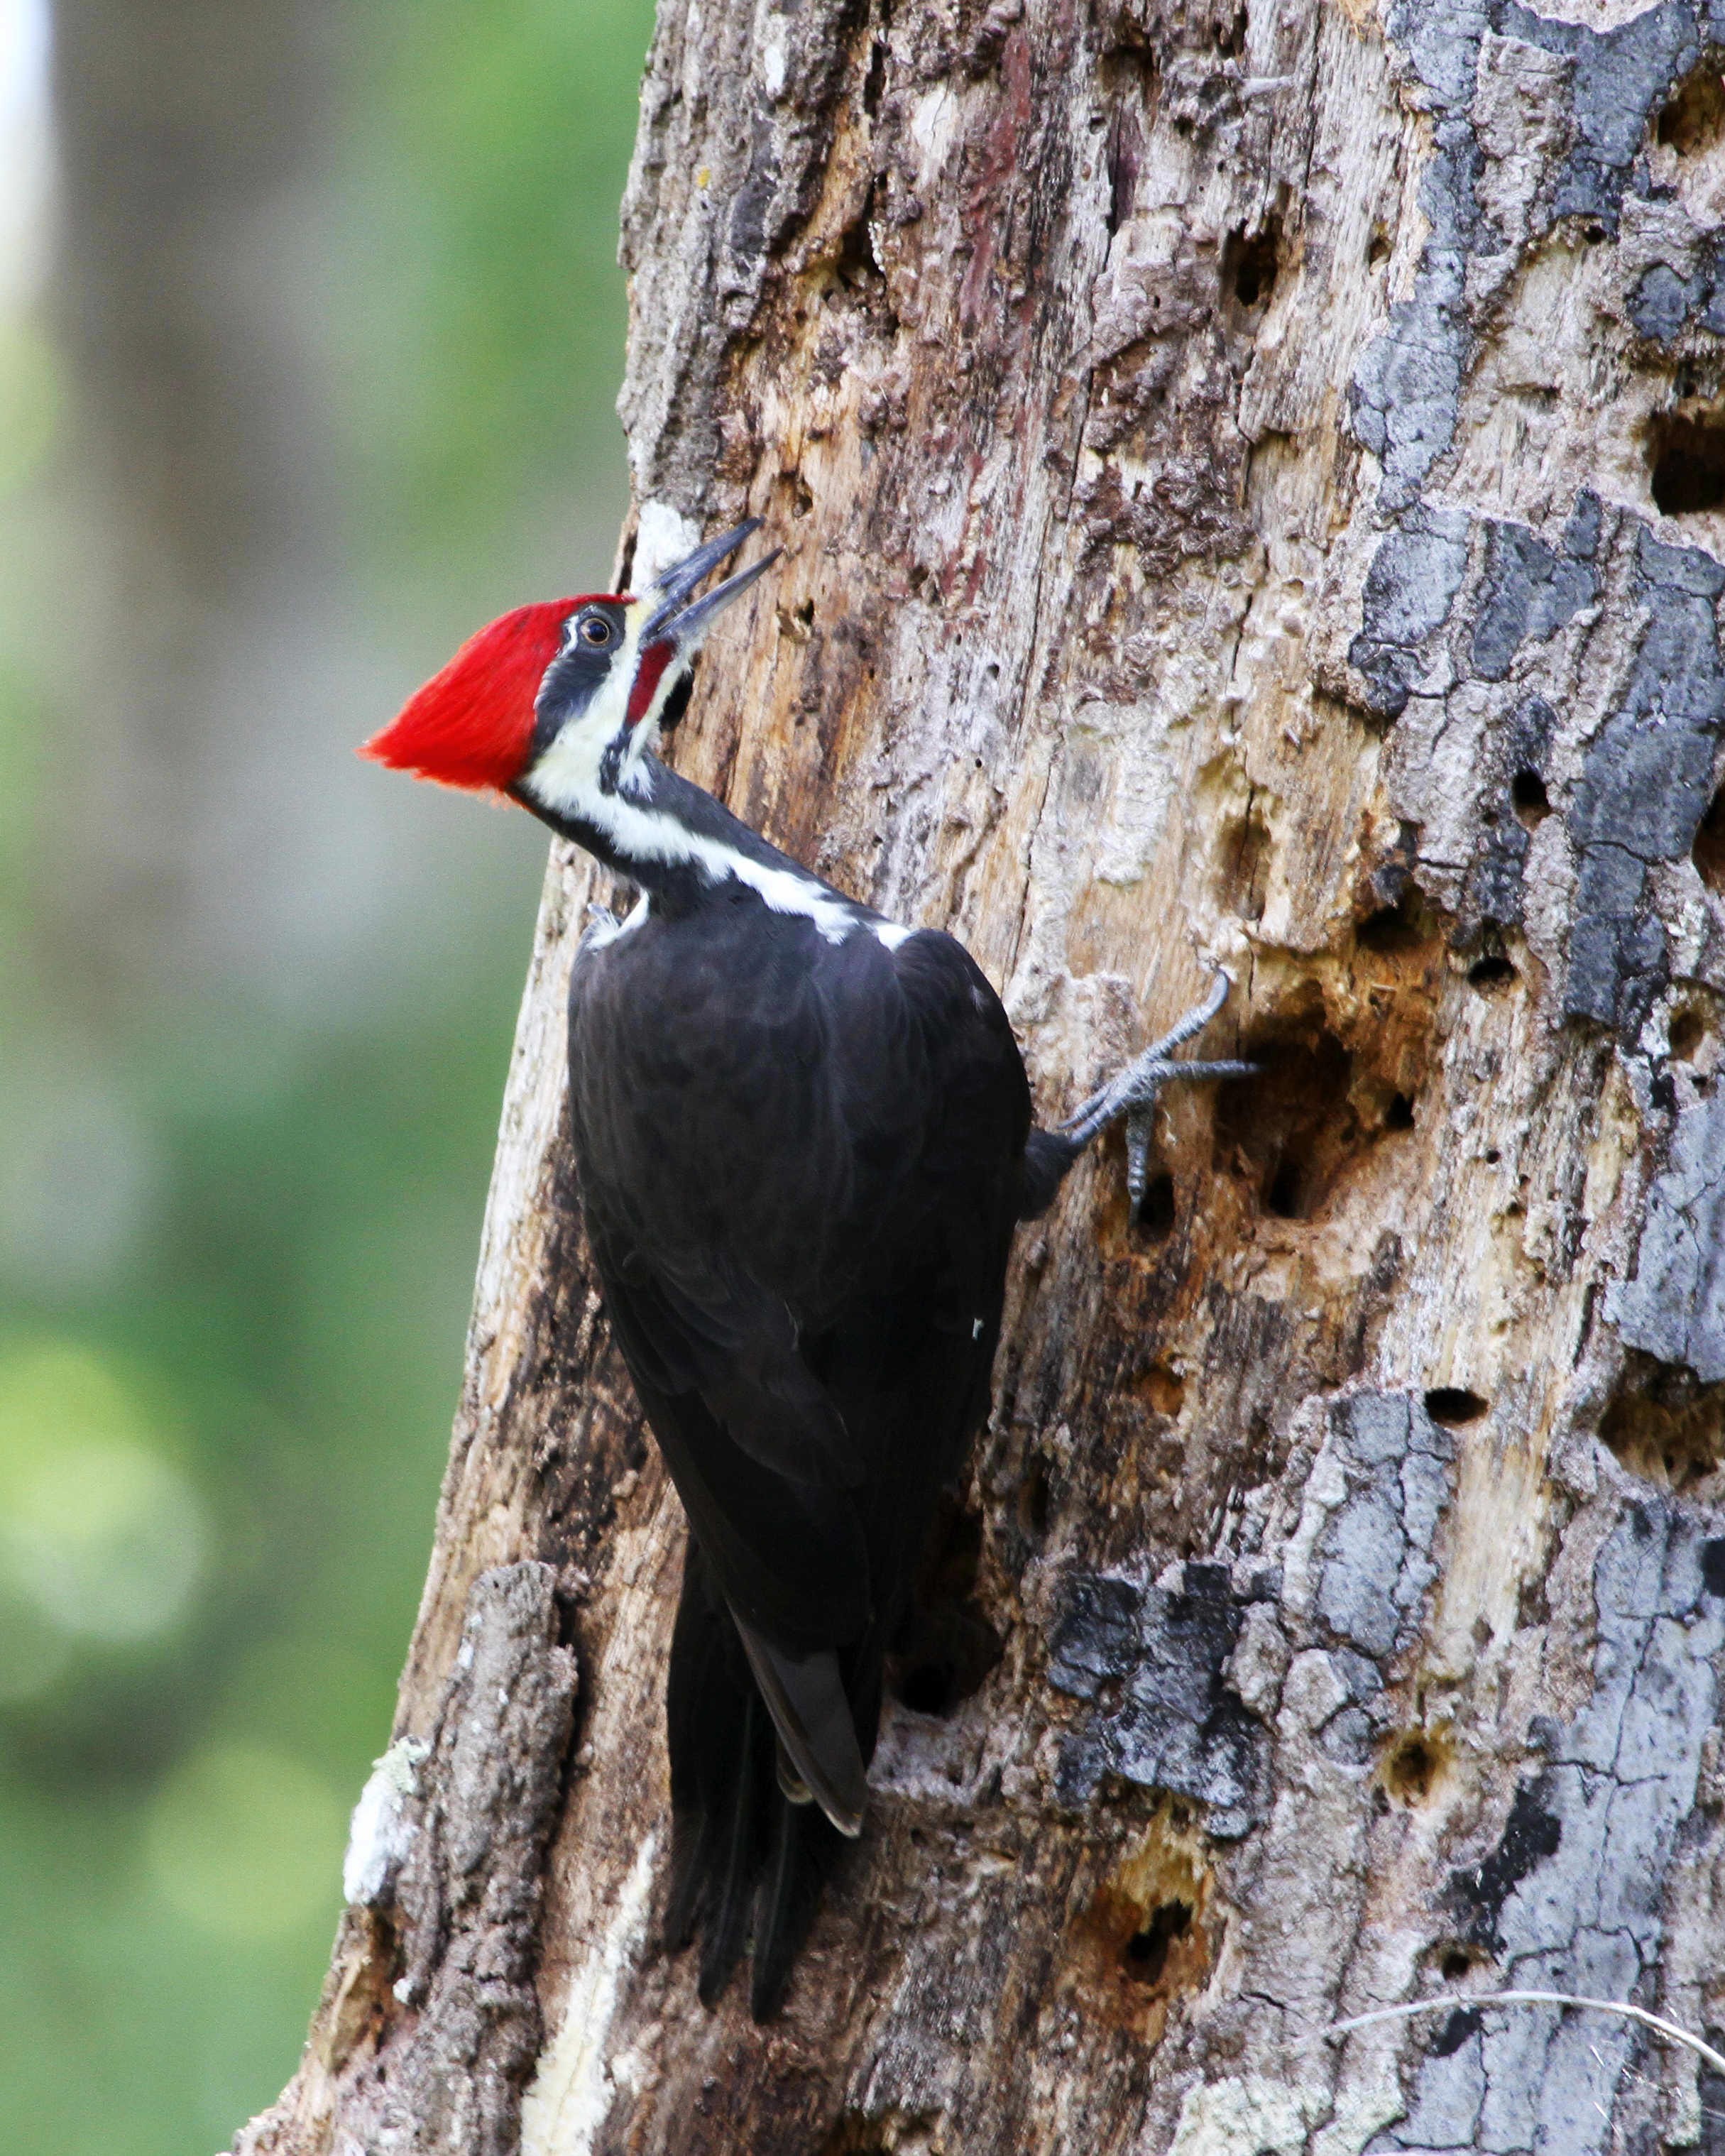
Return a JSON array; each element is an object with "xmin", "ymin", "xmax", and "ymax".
[{"xmin": 363, "ymin": 518, "xmax": 1249, "ymax": 2019}]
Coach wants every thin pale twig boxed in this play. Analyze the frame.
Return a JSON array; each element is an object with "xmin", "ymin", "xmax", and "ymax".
[{"xmin": 1308, "ymin": 1991, "xmax": 1725, "ymax": 2080}]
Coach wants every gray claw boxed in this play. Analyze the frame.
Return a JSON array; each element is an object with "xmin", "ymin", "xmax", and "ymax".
[
  {"xmin": 1125, "ymin": 1108, "xmax": 1154, "ymax": 1208},
  {"xmin": 1060, "ymin": 968, "xmax": 1249, "ymax": 1149}
]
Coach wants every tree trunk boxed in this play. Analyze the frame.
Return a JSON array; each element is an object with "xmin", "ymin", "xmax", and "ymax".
[{"xmin": 236, "ymin": 1, "xmax": 1725, "ymax": 2150}]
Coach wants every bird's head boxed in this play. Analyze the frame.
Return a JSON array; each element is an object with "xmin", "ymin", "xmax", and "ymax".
[{"xmin": 361, "ymin": 519, "xmax": 778, "ymax": 811}]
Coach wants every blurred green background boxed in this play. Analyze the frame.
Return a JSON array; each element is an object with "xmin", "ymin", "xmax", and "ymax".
[{"xmin": 0, "ymin": 0, "xmax": 654, "ymax": 2145}]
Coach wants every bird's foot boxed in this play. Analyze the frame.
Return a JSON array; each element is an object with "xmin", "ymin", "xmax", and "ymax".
[{"xmin": 1058, "ymin": 970, "xmax": 1256, "ymax": 1189}]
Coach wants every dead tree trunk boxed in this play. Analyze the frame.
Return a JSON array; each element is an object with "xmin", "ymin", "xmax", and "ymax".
[{"xmin": 239, "ymin": 2, "xmax": 1725, "ymax": 2150}]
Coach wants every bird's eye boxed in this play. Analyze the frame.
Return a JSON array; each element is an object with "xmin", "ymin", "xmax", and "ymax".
[{"xmin": 579, "ymin": 615, "xmax": 613, "ymax": 647}]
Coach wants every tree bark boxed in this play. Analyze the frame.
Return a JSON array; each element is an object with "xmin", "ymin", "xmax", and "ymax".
[{"xmin": 237, "ymin": 1, "xmax": 1725, "ymax": 2151}]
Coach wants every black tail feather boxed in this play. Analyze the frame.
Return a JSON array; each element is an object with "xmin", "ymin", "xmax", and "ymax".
[
  {"xmin": 697, "ymin": 1687, "xmax": 760, "ymax": 2004},
  {"xmin": 731, "ymin": 1609, "xmax": 867, "ymax": 1835},
  {"xmin": 666, "ymin": 1539, "xmax": 854, "ymax": 2019},
  {"xmin": 750, "ymin": 1792, "xmax": 828, "ymax": 2021}
]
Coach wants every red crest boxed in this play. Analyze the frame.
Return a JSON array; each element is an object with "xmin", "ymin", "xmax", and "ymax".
[{"xmin": 361, "ymin": 598, "xmax": 600, "ymax": 795}]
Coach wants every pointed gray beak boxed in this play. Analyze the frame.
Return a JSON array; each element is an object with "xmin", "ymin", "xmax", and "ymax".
[{"xmin": 640, "ymin": 517, "xmax": 781, "ymax": 648}]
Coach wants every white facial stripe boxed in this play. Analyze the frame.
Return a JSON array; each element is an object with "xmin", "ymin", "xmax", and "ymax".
[
  {"xmin": 571, "ymin": 610, "xmax": 637, "ymax": 743},
  {"xmin": 554, "ymin": 598, "xmax": 685, "ymax": 787}
]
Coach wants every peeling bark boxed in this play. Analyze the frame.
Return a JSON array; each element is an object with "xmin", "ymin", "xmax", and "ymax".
[{"xmin": 239, "ymin": 1, "xmax": 1725, "ymax": 2151}]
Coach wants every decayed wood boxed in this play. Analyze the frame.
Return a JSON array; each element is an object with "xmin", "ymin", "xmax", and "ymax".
[{"xmin": 239, "ymin": 1, "xmax": 1725, "ymax": 2151}]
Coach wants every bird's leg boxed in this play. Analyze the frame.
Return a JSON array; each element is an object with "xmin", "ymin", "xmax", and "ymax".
[{"xmin": 1059, "ymin": 969, "xmax": 1256, "ymax": 1203}]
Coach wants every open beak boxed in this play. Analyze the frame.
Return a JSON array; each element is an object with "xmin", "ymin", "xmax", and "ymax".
[{"xmin": 639, "ymin": 517, "xmax": 781, "ymax": 651}]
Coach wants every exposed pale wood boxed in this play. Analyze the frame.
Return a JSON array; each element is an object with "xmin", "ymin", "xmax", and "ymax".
[{"xmin": 238, "ymin": 2, "xmax": 1725, "ymax": 2151}]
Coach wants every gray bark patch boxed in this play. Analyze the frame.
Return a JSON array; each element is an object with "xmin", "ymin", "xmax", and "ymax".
[
  {"xmin": 1609, "ymin": 1085, "xmax": 1725, "ymax": 1382},
  {"xmin": 361, "ymin": 1564, "xmax": 578, "ymax": 2156},
  {"xmin": 1469, "ymin": 508, "xmax": 1599, "ymax": 684},
  {"xmin": 1352, "ymin": 4, "xmax": 1725, "ymax": 1035},
  {"xmin": 1348, "ymin": 509, "xmax": 1473, "ymax": 721},
  {"xmin": 1309, "ymin": 1394, "xmax": 1457, "ymax": 1668},
  {"xmin": 1378, "ymin": 1502, "xmax": 1725, "ymax": 2155},
  {"xmin": 1049, "ymin": 1559, "xmax": 1274, "ymax": 1838},
  {"xmin": 1565, "ymin": 530, "xmax": 1725, "ymax": 1030}
]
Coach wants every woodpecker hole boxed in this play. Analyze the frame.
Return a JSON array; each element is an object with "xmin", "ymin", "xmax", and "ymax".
[
  {"xmin": 1440, "ymin": 1947, "xmax": 1477, "ymax": 1982},
  {"xmin": 1695, "ymin": 783, "xmax": 1725, "ymax": 893},
  {"xmin": 1424, "ymin": 1387, "xmax": 1489, "ymax": 1427},
  {"xmin": 1017, "ymin": 1454, "xmax": 1052, "ymax": 1541},
  {"xmin": 1134, "ymin": 1169, "xmax": 1176, "ymax": 1241},
  {"xmin": 1129, "ymin": 1357, "xmax": 1185, "ymax": 1418},
  {"xmin": 862, "ymin": 33, "xmax": 889, "ymax": 118},
  {"xmin": 1074, "ymin": 1810, "xmax": 1210, "ymax": 2017},
  {"xmin": 1357, "ymin": 890, "xmax": 1426, "ymax": 954},
  {"xmin": 1215, "ymin": 997, "xmax": 1362, "ymax": 1225},
  {"xmin": 1467, "ymin": 953, "xmax": 1517, "ymax": 990},
  {"xmin": 1650, "ymin": 410, "xmax": 1725, "ymax": 515},
  {"xmin": 895, "ymin": 1664, "xmax": 955, "ymax": 1716},
  {"xmin": 1367, "ymin": 226, "xmax": 1391, "ymax": 268},
  {"xmin": 1670, "ymin": 1006, "xmax": 1708, "ymax": 1061},
  {"xmin": 1225, "ymin": 218, "xmax": 1280, "ymax": 310},
  {"xmin": 1511, "ymin": 769, "xmax": 1551, "ymax": 826},
  {"xmin": 1102, "ymin": 71, "xmax": 1151, "ymax": 237},
  {"xmin": 777, "ymin": 597, "xmax": 816, "ymax": 645},
  {"xmin": 833, "ymin": 203, "xmax": 882, "ymax": 291},
  {"xmin": 1381, "ymin": 1730, "xmax": 1449, "ymax": 1805},
  {"xmin": 1264, "ymin": 1156, "xmax": 1304, "ymax": 1217},
  {"xmin": 1601, "ymin": 1355, "xmax": 1725, "ymax": 1493},
  {"xmin": 1658, "ymin": 56, "xmax": 1725, "ymax": 155},
  {"xmin": 887, "ymin": 1494, "xmax": 1002, "ymax": 1719},
  {"xmin": 1122, "ymin": 1900, "xmax": 1191, "ymax": 1983},
  {"xmin": 1386, "ymin": 1092, "xmax": 1415, "ymax": 1132}
]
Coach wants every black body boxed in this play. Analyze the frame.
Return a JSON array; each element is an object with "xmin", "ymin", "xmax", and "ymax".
[{"xmin": 556, "ymin": 756, "xmax": 1071, "ymax": 2016}]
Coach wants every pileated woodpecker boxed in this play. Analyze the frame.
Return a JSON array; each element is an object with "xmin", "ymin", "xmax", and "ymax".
[{"xmin": 365, "ymin": 520, "xmax": 1245, "ymax": 2018}]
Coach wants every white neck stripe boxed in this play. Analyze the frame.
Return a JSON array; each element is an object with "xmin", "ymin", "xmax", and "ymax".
[
  {"xmin": 586, "ymin": 791, "xmax": 870, "ymax": 944},
  {"xmin": 525, "ymin": 629, "xmax": 913, "ymax": 952}
]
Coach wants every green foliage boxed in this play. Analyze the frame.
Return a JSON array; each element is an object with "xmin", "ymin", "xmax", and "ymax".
[
  {"xmin": 0, "ymin": 0, "xmax": 657, "ymax": 2147},
  {"xmin": 342, "ymin": 0, "xmax": 659, "ymax": 549},
  {"xmin": 0, "ymin": 961, "xmax": 533, "ymax": 2152}
]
